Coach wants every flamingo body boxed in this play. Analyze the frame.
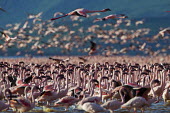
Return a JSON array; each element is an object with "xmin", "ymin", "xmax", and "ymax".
[
  {"xmin": 51, "ymin": 8, "xmax": 111, "ymax": 20},
  {"xmin": 0, "ymin": 101, "xmax": 9, "ymax": 111},
  {"xmin": 121, "ymin": 96, "xmax": 149, "ymax": 110},
  {"xmin": 102, "ymin": 100, "xmax": 123, "ymax": 111},
  {"xmin": 82, "ymin": 102, "xmax": 105, "ymax": 113}
]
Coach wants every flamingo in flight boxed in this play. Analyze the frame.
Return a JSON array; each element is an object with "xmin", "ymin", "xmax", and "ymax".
[
  {"xmin": 0, "ymin": 31, "xmax": 18, "ymax": 42},
  {"xmin": 51, "ymin": 8, "xmax": 111, "ymax": 20},
  {"xmin": 94, "ymin": 14, "xmax": 128, "ymax": 22}
]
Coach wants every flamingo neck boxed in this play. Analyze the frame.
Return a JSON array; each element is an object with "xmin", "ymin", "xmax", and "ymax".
[
  {"xmin": 85, "ymin": 10, "xmax": 106, "ymax": 13},
  {"xmin": 119, "ymin": 89, "xmax": 125, "ymax": 104}
]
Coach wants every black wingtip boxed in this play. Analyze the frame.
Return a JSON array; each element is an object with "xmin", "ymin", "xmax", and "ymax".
[{"xmin": 104, "ymin": 8, "xmax": 111, "ymax": 11}]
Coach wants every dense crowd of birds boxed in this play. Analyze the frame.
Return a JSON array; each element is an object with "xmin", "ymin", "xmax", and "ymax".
[
  {"xmin": 0, "ymin": 8, "xmax": 169, "ymax": 56},
  {"xmin": 0, "ymin": 7, "xmax": 170, "ymax": 113},
  {"xmin": 0, "ymin": 59, "xmax": 170, "ymax": 113}
]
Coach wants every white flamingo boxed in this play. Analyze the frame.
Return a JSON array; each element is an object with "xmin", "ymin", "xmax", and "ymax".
[{"xmin": 82, "ymin": 102, "xmax": 106, "ymax": 113}]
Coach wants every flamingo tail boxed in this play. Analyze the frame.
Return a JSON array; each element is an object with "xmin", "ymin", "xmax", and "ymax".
[{"xmin": 50, "ymin": 14, "xmax": 68, "ymax": 20}]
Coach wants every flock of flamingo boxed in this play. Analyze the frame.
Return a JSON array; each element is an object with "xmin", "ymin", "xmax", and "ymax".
[
  {"xmin": 0, "ymin": 8, "xmax": 170, "ymax": 56},
  {"xmin": 0, "ymin": 58, "xmax": 170, "ymax": 113},
  {"xmin": 0, "ymin": 7, "xmax": 170, "ymax": 113}
]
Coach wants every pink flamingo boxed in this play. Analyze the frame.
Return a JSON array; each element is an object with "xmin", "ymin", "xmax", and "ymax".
[
  {"xmin": 37, "ymin": 71, "xmax": 69, "ymax": 105},
  {"xmin": 51, "ymin": 8, "xmax": 111, "ymax": 20},
  {"xmin": 121, "ymin": 80, "xmax": 157, "ymax": 113},
  {"xmin": 78, "ymin": 76, "xmax": 108, "ymax": 111},
  {"xmin": 94, "ymin": 14, "xmax": 128, "ymax": 22},
  {"xmin": 0, "ymin": 88, "xmax": 11, "ymax": 111},
  {"xmin": 101, "ymin": 87, "xmax": 126, "ymax": 112},
  {"xmin": 54, "ymin": 95, "xmax": 80, "ymax": 110},
  {"xmin": 10, "ymin": 86, "xmax": 36, "ymax": 113}
]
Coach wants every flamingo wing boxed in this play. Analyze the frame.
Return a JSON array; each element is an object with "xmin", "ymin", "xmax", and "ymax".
[{"xmin": 75, "ymin": 9, "xmax": 87, "ymax": 17}]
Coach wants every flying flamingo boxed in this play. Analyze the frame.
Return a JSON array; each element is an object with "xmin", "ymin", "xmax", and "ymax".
[
  {"xmin": 158, "ymin": 27, "xmax": 170, "ymax": 37},
  {"xmin": 50, "ymin": 8, "xmax": 111, "ymax": 20},
  {"xmin": 0, "ymin": 7, "xmax": 6, "ymax": 12},
  {"xmin": 0, "ymin": 31, "xmax": 18, "ymax": 42},
  {"xmin": 94, "ymin": 14, "xmax": 128, "ymax": 22}
]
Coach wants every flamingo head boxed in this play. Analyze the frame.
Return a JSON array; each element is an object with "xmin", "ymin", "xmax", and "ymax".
[{"xmin": 103, "ymin": 8, "xmax": 111, "ymax": 11}]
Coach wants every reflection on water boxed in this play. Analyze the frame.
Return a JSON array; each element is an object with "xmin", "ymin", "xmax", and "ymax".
[{"xmin": 1, "ymin": 100, "xmax": 170, "ymax": 113}]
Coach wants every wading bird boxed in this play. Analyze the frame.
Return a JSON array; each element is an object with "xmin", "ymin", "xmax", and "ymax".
[
  {"xmin": 51, "ymin": 8, "xmax": 111, "ymax": 20},
  {"xmin": 94, "ymin": 14, "xmax": 128, "ymax": 22}
]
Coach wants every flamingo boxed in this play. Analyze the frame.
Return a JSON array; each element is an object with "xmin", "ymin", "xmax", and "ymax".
[
  {"xmin": 0, "ymin": 7, "xmax": 6, "ymax": 12},
  {"xmin": 37, "ymin": 71, "xmax": 69, "ymax": 105},
  {"xmin": 10, "ymin": 86, "xmax": 36, "ymax": 113},
  {"xmin": 101, "ymin": 87, "xmax": 126, "ymax": 113},
  {"xmin": 121, "ymin": 80, "xmax": 157, "ymax": 113},
  {"xmin": 148, "ymin": 77, "xmax": 165, "ymax": 102},
  {"xmin": 54, "ymin": 95, "xmax": 80, "ymax": 110},
  {"xmin": 94, "ymin": 14, "xmax": 128, "ymax": 22},
  {"xmin": 50, "ymin": 8, "xmax": 111, "ymax": 20},
  {"xmin": 158, "ymin": 27, "xmax": 170, "ymax": 37},
  {"xmin": 121, "ymin": 96, "xmax": 149, "ymax": 113},
  {"xmin": 0, "ymin": 88, "xmax": 11, "ymax": 111},
  {"xmin": 0, "ymin": 31, "xmax": 18, "ymax": 42},
  {"xmin": 162, "ymin": 82, "xmax": 170, "ymax": 103},
  {"xmin": 89, "ymin": 41, "xmax": 97, "ymax": 55},
  {"xmin": 79, "ymin": 77, "xmax": 108, "ymax": 105},
  {"xmin": 81, "ymin": 102, "xmax": 106, "ymax": 113}
]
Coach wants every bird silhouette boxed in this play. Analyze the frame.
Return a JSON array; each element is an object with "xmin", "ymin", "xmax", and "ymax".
[
  {"xmin": 0, "ymin": 7, "xmax": 6, "ymax": 12},
  {"xmin": 89, "ymin": 41, "xmax": 97, "ymax": 55}
]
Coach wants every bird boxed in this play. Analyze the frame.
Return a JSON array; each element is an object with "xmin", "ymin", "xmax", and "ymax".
[
  {"xmin": 121, "ymin": 96, "xmax": 149, "ymax": 113},
  {"xmin": 89, "ymin": 41, "xmax": 97, "ymax": 55},
  {"xmin": 54, "ymin": 96, "xmax": 80, "ymax": 110},
  {"xmin": 0, "ymin": 88, "xmax": 11, "ymax": 111},
  {"xmin": 101, "ymin": 87, "xmax": 126, "ymax": 112},
  {"xmin": 51, "ymin": 8, "xmax": 111, "ymax": 20},
  {"xmin": 94, "ymin": 14, "xmax": 128, "ymax": 22},
  {"xmin": 158, "ymin": 27, "xmax": 170, "ymax": 37},
  {"xmin": 48, "ymin": 57, "xmax": 64, "ymax": 63},
  {"xmin": 162, "ymin": 83, "xmax": 170, "ymax": 103},
  {"xmin": 0, "ymin": 31, "xmax": 18, "ymax": 42},
  {"xmin": 82, "ymin": 102, "xmax": 106, "ymax": 113},
  {"xmin": 0, "ymin": 7, "xmax": 6, "ymax": 12},
  {"xmin": 78, "ymin": 56, "xmax": 88, "ymax": 62},
  {"xmin": 10, "ymin": 86, "xmax": 36, "ymax": 113}
]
